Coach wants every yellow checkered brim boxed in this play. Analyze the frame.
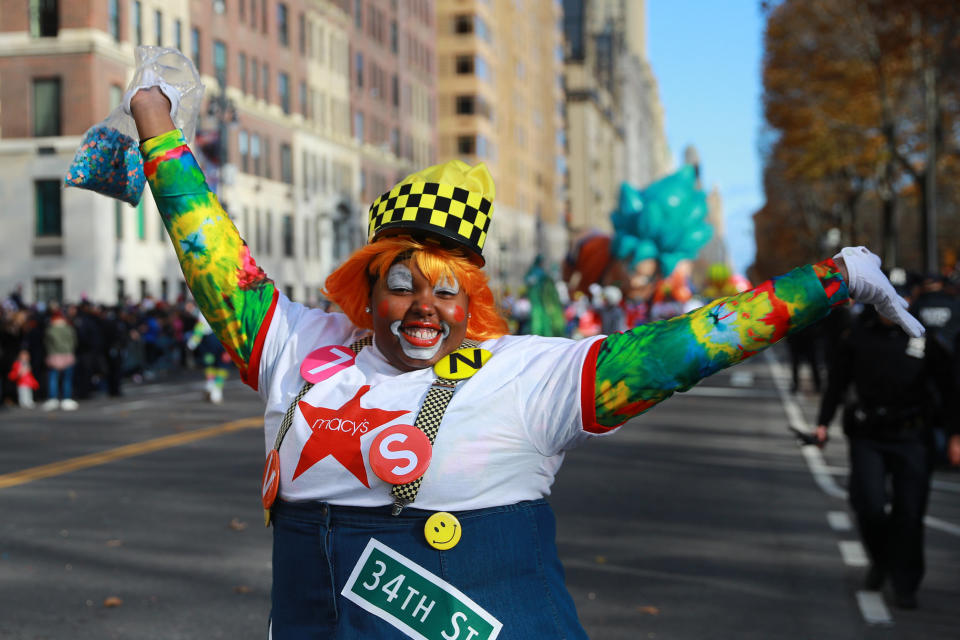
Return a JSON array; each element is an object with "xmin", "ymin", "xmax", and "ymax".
[{"xmin": 368, "ymin": 181, "xmax": 492, "ymax": 262}]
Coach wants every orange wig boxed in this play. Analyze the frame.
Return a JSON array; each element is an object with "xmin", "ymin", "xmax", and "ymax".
[{"xmin": 323, "ymin": 237, "xmax": 509, "ymax": 341}]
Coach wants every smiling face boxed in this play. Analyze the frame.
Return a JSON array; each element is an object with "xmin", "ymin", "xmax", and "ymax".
[{"xmin": 370, "ymin": 261, "xmax": 470, "ymax": 372}]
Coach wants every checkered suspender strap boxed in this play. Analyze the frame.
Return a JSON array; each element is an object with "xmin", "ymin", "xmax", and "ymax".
[
  {"xmin": 390, "ymin": 339, "xmax": 478, "ymax": 515},
  {"xmin": 271, "ymin": 336, "xmax": 374, "ymax": 453}
]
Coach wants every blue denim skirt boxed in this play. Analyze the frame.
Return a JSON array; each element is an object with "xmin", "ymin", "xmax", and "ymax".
[{"xmin": 269, "ymin": 498, "xmax": 588, "ymax": 639}]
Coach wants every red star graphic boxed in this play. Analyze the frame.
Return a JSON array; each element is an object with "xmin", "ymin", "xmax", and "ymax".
[{"xmin": 294, "ymin": 385, "xmax": 409, "ymax": 487}]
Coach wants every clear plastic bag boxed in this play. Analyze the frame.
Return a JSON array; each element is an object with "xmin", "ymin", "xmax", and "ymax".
[{"xmin": 64, "ymin": 46, "xmax": 204, "ymax": 205}]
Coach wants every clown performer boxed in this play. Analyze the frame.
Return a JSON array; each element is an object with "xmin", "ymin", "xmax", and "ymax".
[{"xmin": 127, "ymin": 82, "xmax": 922, "ymax": 639}]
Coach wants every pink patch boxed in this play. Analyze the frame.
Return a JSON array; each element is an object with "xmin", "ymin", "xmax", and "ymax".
[
  {"xmin": 377, "ymin": 300, "xmax": 390, "ymax": 318},
  {"xmin": 300, "ymin": 345, "xmax": 356, "ymax": 384},
  {"xmin": 454, "ymin": 306, "xmax": 466, "ymax": 323}
]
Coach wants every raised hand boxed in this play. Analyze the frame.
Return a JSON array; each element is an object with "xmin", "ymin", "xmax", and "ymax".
[{"xmin": 834, "ymin": 246, "xmax": 925, "ymax": 337}]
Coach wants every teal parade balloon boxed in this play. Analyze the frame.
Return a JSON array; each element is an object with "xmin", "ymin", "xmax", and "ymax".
[{"xmin": 608, "ymin": 165, "xmax": 714, "ymax": 273}]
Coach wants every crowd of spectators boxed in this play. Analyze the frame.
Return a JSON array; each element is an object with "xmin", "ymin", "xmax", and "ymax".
[{"xmin": 1, "ymin": 286, "xmax": 202, "ymax": 411}]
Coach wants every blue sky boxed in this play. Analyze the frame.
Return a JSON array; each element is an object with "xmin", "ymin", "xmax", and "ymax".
[{"xmin": 647, "ymin": 1, "xmax": 765, "ymax": 276}]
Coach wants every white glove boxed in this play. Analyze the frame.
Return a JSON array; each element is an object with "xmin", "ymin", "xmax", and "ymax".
[
  {"xmin": 121, "ymin": 66, "xmax": 181, "ymax": 120},
  {"xmin": 835, "ymin": 246, "xmax": 925, "ymax": 337}
]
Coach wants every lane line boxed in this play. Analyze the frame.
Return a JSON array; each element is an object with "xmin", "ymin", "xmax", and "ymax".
[
  {"xmin": 925, "ymin": 515, "xmax": 960, "ymax": 537},
  {"xmin": 856, "ymin": 591, "xmax": 893, "ymax": 625},
  {"xmin": 839, "ymin": 540, "xmax": 869, "ymax": 566},
  {"xmin": 827, "ymin": 511, "xmax": 852, "ymax": 531},
  {"xmin": 0, "ymin": 416, "xmax": 262, "ymax": 490}
]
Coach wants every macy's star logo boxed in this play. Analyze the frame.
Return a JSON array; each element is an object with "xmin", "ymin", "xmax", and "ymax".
[{"xmin": 294, "ymin": 385, "xmax": 409, "ymax": 487}]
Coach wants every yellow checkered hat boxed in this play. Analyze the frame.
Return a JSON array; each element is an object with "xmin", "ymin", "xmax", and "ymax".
[{"xmin": 368, "ymin": 160, "xmax": 495, "ymax": 265}]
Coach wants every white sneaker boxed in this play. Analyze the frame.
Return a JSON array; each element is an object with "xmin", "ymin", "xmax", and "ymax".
[
  {"xmin": 60, "ymin": 399, "xmax": 79, "ymax": 411},
  {"xmin": 42, "ymin": 398, "xmax": 60, "ymax": 411},
  {"xmin": 209, "ymin": 386, "xmax": 223, "ymax": 404}
]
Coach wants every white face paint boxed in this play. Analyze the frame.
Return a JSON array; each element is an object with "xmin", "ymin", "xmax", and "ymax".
[
  {"xmin": 383, "ymin": 262, "xmax": 456, "ymax": 361},
  {"xmin": 386, "ymin": 263, "xmax": 414, "ymax": 291},
  {"xmin": 390, "ymin": 320, "xmax": 451, "ymax": 360},
  {"xmin": 434, "ymin": 275, "xmax": 460, "ymax": 296}
]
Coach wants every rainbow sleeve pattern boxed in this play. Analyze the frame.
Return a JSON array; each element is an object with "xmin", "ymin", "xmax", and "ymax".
[
  {"xmin": 587, "ymin": 259, "xmax": 849, "ymax": 430},
  {"xmin": 141, "ymin": 129, "xmax": 276, "ymax": 388}
]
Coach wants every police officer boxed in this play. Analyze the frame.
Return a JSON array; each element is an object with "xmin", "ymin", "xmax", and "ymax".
[{"xmin": 815, "ymin": 303, "xmax": 959, "ymax": 609}]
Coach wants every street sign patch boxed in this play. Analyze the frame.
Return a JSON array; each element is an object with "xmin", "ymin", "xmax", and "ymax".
[{"xmin": 342, "ymin": 538, "xmax": 502, "ymax": 640}]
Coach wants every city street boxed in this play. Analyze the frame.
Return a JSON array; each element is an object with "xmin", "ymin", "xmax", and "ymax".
[{"xmin": 1, "ymin": 347, "xmax": 958, "ymax": 639}]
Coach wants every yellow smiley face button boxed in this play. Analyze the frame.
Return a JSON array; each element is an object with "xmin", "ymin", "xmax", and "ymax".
[{"xmin": 424, "ymin": 512, "xmax": 462, "ymax": 550}]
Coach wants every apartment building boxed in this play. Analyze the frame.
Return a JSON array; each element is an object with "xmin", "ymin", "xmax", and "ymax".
[
  {"xmin": 562, "ymin": 0, "xmax": 672, "ymax": 232},
  {"xmin": 0, "ymin": 0, "xmax": 374, "ymax": 305},
  {"xmin": 345, "ymin": 0, "xmax": 437, "ymax": 207},
  {"xmin": 0, "ymin": 0, "xmax": 196, "ymax": 304},
  {"xmin": 434, "ymin": 0, "xmax": 567, "ymax": 289}
]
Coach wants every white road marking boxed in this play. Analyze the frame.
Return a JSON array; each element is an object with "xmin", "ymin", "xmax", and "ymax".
[
  {"xmin": 839, "ymin": 540, "xmax": 869, "ymax": 566},
  {"xmin": 684, "ymin": 385, "xmax": 779, "ymax": 398},
  {"xmin": 827, "ymin": 511, "xmax": 852, "ymax": 531},
  {"xmin": 729, "ymin": 370, "xmax": 754, "ymax": 387},
  {"xmin": 856, "ymin": 591, "xmax": 893, "ymax": 625},
  {"xmin": 925, "ymin": 515, "xmax": 960, "ymax": 537}
]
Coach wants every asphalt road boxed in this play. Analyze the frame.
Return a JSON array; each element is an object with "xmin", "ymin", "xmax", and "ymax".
[{"xmin": 1, "ymin": 347, "xmax": 958, "ymax": 639}]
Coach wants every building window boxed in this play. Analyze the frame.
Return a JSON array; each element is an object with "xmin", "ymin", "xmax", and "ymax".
[
  {"xmin": 35, "ymin": 279, "xmax": 63, "ymax": 305},
  {"xmin": 35, "ymin": 180, "xmax": 61, "ymax": 237},
  {"xmin": 262, "ymin": 63, "xmax": 270, "ymax": 102},
  {"xmin": 109, "ymin": 84, "xmax": 123, "ymax": 110},
  {"xmin": 354, "ymin": 111, "xmax": 364, "ymax": 143},
  {"xmin": 277, "ymin": 3, "xmax": 289, "ymax": 46},
  {"xmin": 30, "ymin": 0, "xmax": 59, "ymax": 38},
  {"xmin": 355, "ymin": 52, "xmax": 363, "ymax": 88},
  {"xmin": 455, "ymin": 55, "xmax": 474, "ymax": 74},
  {"xmin": 280, "ymin": 143, "xmax": 293, "ymax": 184},
  {"xmin": 213, "ymin": 0, "xmax": 225, "ymax": 14},
  {"xmin": 214, "ymin": 40, "xmax": 227, "ymax": 88},
  {"xmin": 115, "ymin": 201, "xmax": 124, "ymax": 239},
  {"xmin": 298, "ymin": 12, "xmax": 305, "ymax": 54},
  {"xmin": 160, "ymin": 279, "xmax": 169, "ymax": 302},
  {"xmin": 455, "ymin": 95, "xmax": 475, "ymax": 115},
  {"xmin": 456, "ymin": 135, "xmax": 475, "ymax": 155},
  {"xmin": 264, "ymin": 136, "xmax": 272, "ymax": 179},
  {"xmin": 133, "ymin": 1, "xmax": 143, "ymax": 45},
  {"xmin": 453, "ymin": 14, "xmax": 472, "ymax": 34},
  {"xmin": 251, "ymin": 134, "xmax": 261, "ymax": 174},
  {"xmin": 191, "ymin": 28, "xmax": 201, "ymax": 70},
  {"xmin": 262, "ymin": 0, "xmax": 268, "ymax": 34},
  {"xmin": 390, "ymin": 20, "xmax": 398, "ymax": 53},
  {"xmin": 251, "ymin": 58, "xmax": 259, "ymax": 99},
  {"xmin": 108, "ymin": 0, "xmax": 121, "ymax": 40},
  {"xmin": 32, "ymin": 78, "xmax": 61, "ymax": 137},
  {"xmin": 239, "ymin": 52, "xmax": 247, "ymax": 93},
  {"xmin": 174, "ymin": 18, "xmax": 182, "ymax": 50},
  {"xmin": 238, "ymin": 130, "xmax": 249, "ymax": 172},
  {"xmin": 265, "ymin": 211, "xmax": 273, "ymax": 255},
  {"xmin": 116, "ymin": 278, "xmax": 126, "ymax": 303},
  {"xmin": 140, "ymin": 279, "xmax": 149, "ymax": 300},
  {"xmin": 354, "ymin": 0, "xmax": 362, "ymax": 29},
  {"xmin": 282, "ymin": 214, "xmax": 294, "ymax": 257},
  {"xmin": 278, "ymin": 72, "xmax": 290, "ymax": 114},
  {"xmin": 299, "ymin": 80, "xmax": 307, "ymax": 117},
  {"xmin": 154, "ymin": 9, "xmax": 162, "ymax": 45},
  {"xmin": 137, "ymin": 200, "xmax": 145, "ymax": 240}
]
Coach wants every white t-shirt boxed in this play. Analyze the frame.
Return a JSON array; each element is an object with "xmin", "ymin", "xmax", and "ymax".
[{"xmin": 256, "ymin": 294, "xmax": 608, "ymax": 512}]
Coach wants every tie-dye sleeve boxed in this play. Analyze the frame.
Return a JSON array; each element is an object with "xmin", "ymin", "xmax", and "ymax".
[
  {"xmin": 583, "ymin": 259, "xmax": 849, "ymax": 431},
  {"xmin": 140, "ymin": 129, "xmax": 277, "ymax": 389}
]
